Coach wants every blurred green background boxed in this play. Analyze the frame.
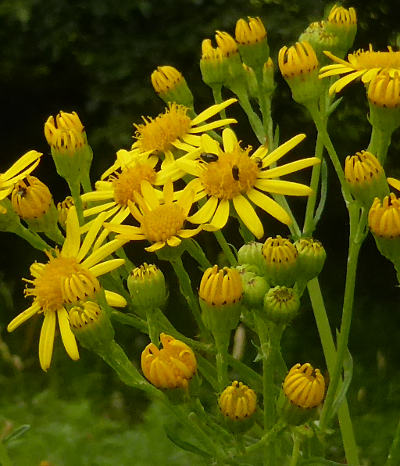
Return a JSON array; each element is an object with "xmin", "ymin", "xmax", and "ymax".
[{"xmin": 1, "ymin": 0, "xmax": 400, "ymax": 464}]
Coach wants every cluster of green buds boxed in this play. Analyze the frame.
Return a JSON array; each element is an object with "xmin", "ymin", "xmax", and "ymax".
[{"xmin": 237, "ymin": 236, "xmax": 326, "ymax": 324}]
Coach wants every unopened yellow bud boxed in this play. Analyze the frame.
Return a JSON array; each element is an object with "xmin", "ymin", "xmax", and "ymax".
[
  {"xmin": 219, "ymin": 381, "xmax": 257, "ymax": 420},
  {"xmin": 326, "ymin": 4, "xmax": 357, "ymax": 55},
  {"xmin": 235, "ymin": 17, "xmax": 269, "ymax": 71},
  {"xmin": 261, "ymin": 236, "xmax": 298, "ymax": 286},
  {"xmin": 57, "ymin": 196, "xmax": 74, "ymax": 229},
  {"xmin": 11, "ymin": 176, "xmax": 52, "ymax": 220},
  {"xmin": 151, "ymin": 66, "xmax": 194, "ymax": 108},
  {"xmin": 127, "ymin": 263, "xmax": 167, "ymax": 310},
  {"xmin": 278, "ymin": 42, "xmax": 324, "ymax": 104},
  {"xmin": 369, "ymin": 193, "xmax": 400, "ymax": 238},
  {"xmin": 283, "ymin": 363, "xmax": 325, "ymax": 409},
  {"xmin": 141, "ymin": 333, "xmax": 197, "ymax": 390}
]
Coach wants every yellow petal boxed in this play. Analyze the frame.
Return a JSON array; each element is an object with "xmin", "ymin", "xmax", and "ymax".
[
  {"xmin": 2, "ymin": 150, "xmax": 42, "ymax": 180},
  {"xmin": 329, "ymin": 70, "xmax": 365, "ymax": 94},
  {"xmin": 39, "ymin": 311, "xmax": 56, "ymax": 371},
  {"xmin": 62, "ymin": 206, "xmax": 81, "ymax": 258},
  {"xmin": 222, "ymin": 127, "xmax": 238, "ymax": 152},
  {"xmin": 247, "ymin": 189, "xmax": 291, "ymax": 225},
  {"xmin": 81, "ymin": 189, "xmax": 114, "ymax": 203},
  {"xmin": 145, "ymin": 241, "xmax": 166, "ymax": 252},
  {"xmin": 104, "ymin": 290, "xmax": 127, "ymax": 307},
  {"xmin": 191, "ymin": 98, "xmax": 237, "ymax": 125},
  {"xmin": 89, "ymin": 258, "xmax": 126, "ymax": 277},
  {"xmin": 7, "ymin": 302, "xmax": 41, "ymax": 332},
  {"xmin": 200, "ymin": 134, "xmax": 220, "ymax": 155},
  {"xmin": 77, "ymin": 211, "xmax": 110, "ymax": 262},
  {"xmin": 188, "ymin": 196, "xmax": 218, "ymax": 224},
  {"xmin": 141, "ymin": 180, "xmax": 159, "ymax": 210},
  {"xmin": 58, "ymin": 308, "xmax": 79, "ymax": 361},
  {"xmin": 262, "ymin": 134, "xmax": 306, "ymax": 168},
  {"xmin": 167, "ymin": 236, "xmax": 182, "ymax": 247},
  {"xmin": 210, "ymin": 199, "xmax": 230, "ymax": 230},
  {"xmin": 255, "ymin": 179, "xmax": 313, "ymax": 196},
  {"xmin": 260, "ymin": 157, "xmax": 320, "ymax": 179},
  {"xmin": 190, "ymin": 118, "xmax": 237, "ymax": 134},
  {"xmin": 233, "ymin": 195, "xmax": 264, "ymax": 239},
  {"xmin": 163, "ymin": 180, "xmax": 174, "ymax": 204},
  {"xmin": 81, "ymin": 238, "xmax": 128, "ymax": 269}
]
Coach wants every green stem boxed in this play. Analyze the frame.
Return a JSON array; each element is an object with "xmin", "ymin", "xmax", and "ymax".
[
  {"xmin": 170, "ymin": 256, "xmax": 208, "ymax": 335},
  {"xmin": 303, "ymin": 132, "xmax": 324, "ymax": 236},
  {"xmin": 367, "ymin": 125, "xmax": 392, "ymax": 165},
  {"xmin": 246, "ymin": 422, "xmax": 286, "ymax": 454},
  {"xmin": 67, "ymin": 180, "xmax": 84, "ymax": 224},
  {"xmin": 214, "ymin": 230, "xmax": 237, "ymax": 266},
  {"xmin": 231, "ymin": 87, "xmax": 266, "ymax": 144},
  {"xmin": 289, "ymin": 433, "xmax": 301, "ymax": 466},
  {"xmin": 307, "ymin": 278, "xmax": 359, "ymax": 466},
  {"xmin": 184, "ymin": 239, "xmax": 212, "ymax": 270},
  {"xmin": 0, "ymin": 441, "xmax": 12, "ymax": 466},
  {"xmin": 13, "ymin": 224, "xmax": 49, "ymax": 251},
  {"xmin": 146, "ymin": 307, "xmax": 159, "ymax": 345},
  {"xmin": 80, "ymin": 172, "xmax": 92, "ymax": 194},
  {"xmin": 214, "ymin": 330, "xmax": 230, "ymax": 391},
  {"xmin": 385, "ymin": 416, "xmax": 400, "ymax": 466},
  {"xmin": 319, "ymin": 207, "xmax": 367, "ymax": 432},
  {"xmin": 212, "ymin": 85, "xmax": 227, "ymax": 119}
]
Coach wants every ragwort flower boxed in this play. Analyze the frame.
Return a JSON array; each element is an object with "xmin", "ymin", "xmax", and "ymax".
[
  {"xmin": 7, "ymin": 206, "xmax": 127, "ymax": 371},
  {"xmin": 105, "ymin": 179, "xmax": 202, "ymax": 252},
  {"xmin": 132, "ymin": 99, "xmax": 237, "ymax": 165},
  {"xmin": 177, "ymin": 128, "xmax": 319, "ymax": 239},
  {"xmin": 319, "ymin": 45, "xmax": 400, "ymax": 94}
]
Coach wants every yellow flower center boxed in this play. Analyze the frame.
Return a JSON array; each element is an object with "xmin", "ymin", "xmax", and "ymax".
[
  {"xmin": 112, "ymin": 164, "xmax": 156, "ymax": 206},
  {"xmin": 140, "ymin": 204, "xmax": 186, "ymax": 242},
  {"xmin": 25, "ymin": 252, "xmax": 100, "ymax": 312},
  {"xmin": 133, "ymin": 103, "xmax": 192, "ymax": 153},
  {"xmin": 200, "ymin": 146, "xmax": 259, "ymax": 200}
]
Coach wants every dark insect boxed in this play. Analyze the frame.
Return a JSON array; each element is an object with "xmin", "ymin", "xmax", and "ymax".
[
  {"xmin": 200, "ymin": 152, "xmax": 219, "ymax": 163},
  {"xmin": 232, "ymin": 165, "xmax": 240, "ymax": 181},
  {"xmin": 254, "ymin": 157, "xmax": 263, "ymax": 168}
]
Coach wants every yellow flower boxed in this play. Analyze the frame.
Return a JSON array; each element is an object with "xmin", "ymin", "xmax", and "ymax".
[
  {"xmin": 151, "ymin": 66, "xmax": 184, "ymax": 94},
  {"xmin": 283, "ymin": 363, "xmax": 325, "ymax": 408},
  {"xmin": 105, "ymin": 179, "xmax": 202, "ymax": 252},
  {"xmin": 81, "ymin": 150, "xmax": 159, "ymax": 244},
  {"xmin": 0, "ymin": 150, "xmax": 42, "ymax": 201},
  {"xmin": 278, "ymin": 42, "xmax": 319, "ymax": 79},
  {"xmin": 132, "ymin": 100, "xmax": 237, "ymax": 165},
  {"xmin": 141, "ymin": 333, "xmax": 197, "ymax": 389},
  {"xmin": 199, "ymin": 265, "xmax": 243, "ymax": 307},
  {"xmin": 7, "ymin": 206, "xmax": 127, "ymax": 371},
  {"xmin": 219, "ymin": 381, "xmax": 257, "ymax": 420},
  {"xmin": 368, "ymin": 71, "xmax": 400, "ymax": 108},
  {"xmin": 177, "ymin": 128, "xmax": 319, "ymax": 239},
  {"xmin": 319, "ymin": 45, "xmax": 400, "ymax": 94}
]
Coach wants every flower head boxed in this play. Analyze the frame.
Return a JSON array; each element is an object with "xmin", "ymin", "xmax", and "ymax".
[
  {"xmin": 132, "ymin": 100, "xmax": 237, "ymax": 165},
  {"xmin": 199, "ymin": 265, "xmax": 243, "ymax": 307},
  {"xmin": 283, "ymin": 363, "xmax": 325, "ymax": 408},
  {"xmin": 263, "ymin": 285, "xmax": 300, "ymax": 324},
  {"xmin": 235, "ymin": 17, "xmax": 267, "ymax": 46},
  {"xmin": 219, "ymin": 381, "xmax": 257, "ymax": 420},
  {"xmin": 11, "ymin": 176, "xmax": 52, "ymax": 220},
  {"xmin": 177, "ymin": 128, "xmax": 318, "ymax": 239},
  {"xmin": 105, "ymin": 179, "xmax": 201, "ymax": 252},
  {"xmin": 127, "ymin": 263, "xmax": 167, "ymax": 310},
  {"xmin": 261, "ymin": 236, "xmax": 299, "ymax": 286},
  {"xmin": 44, "ymin": 111, "xmax": 86, "ymax": 154},
  {"xmin": 141, "ymin": 333, "xmax": 197, "ymax": 389},
  {"xmin": 7, "ymin": 206, "xmax": 127, "ymax": 370},
  {"xmin": 319, "ymin": 45, "xmax": 400, "ymax": 95},
  {"xmin": 325, "ymin": 4, "xmax": 357, "ymax": 54},
  {"xmin": 294, "ymin": 237, "xmax": 327, "ymax": 281},
  {"xmin": 0, "ymin": 150, "xmax": 42, "ymax": 201}
]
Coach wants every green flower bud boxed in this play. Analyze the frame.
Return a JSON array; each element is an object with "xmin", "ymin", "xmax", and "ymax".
[
  {"xmin": 242, "ymin": 64, "xmax": 259, "ymax": 100},
  {"xmin": 299, "ymin": 21, "xmax": 341, "ymax": 66},
  {"xmin": 237, "ymin": 241, "xmax": 265, "ymax": 274},
  {"xmin": 70, "ymin": 301, "xmax": 115, "ymax": 353},
  {"xmin": 127, "ymin": 263, "xmax": 167, "ymax": 311},
  {"xmin": 262, "ymin": 57, "xmax": 276, "ymax": 96},
  {"xmin": 240, "ymin": 271, "xmax": 269, "ymax": 308},
  {"xmin": 294, "ymin": 238, "xmax": 327, "ymax": 282},
  {"xmin": 325, "ymin": 4, "xmax": 357, "ymax": 57},
  {"xmin": 261, "ymin": 236, "xmax": 298, "ymax": 286},
  {"xmin": 263, "ymin": 286, "xmax": 300, "ymax": 324}
]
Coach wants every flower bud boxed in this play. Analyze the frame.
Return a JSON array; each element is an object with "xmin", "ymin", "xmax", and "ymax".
[
  {"xmin": 57, "ymin": 196, "xmax": 75, "ymax": 230},
  {"xmin": 240, "ymin": 271, "xmax": 269, "ymax": 308},
  {"xmin": 237, "ymin": 241, "xmax": 265, "ymax": 274},
  {"xmin": 294, "ymin": 237, "xmax": 327, "ymax": 282},
  {"xmin": 278, "ymin": 42, "xmax": 324, "ymax": 105},
  {"xmin": 141, "ymin": 333, "xmax": 197, "ymax": 390},
  {"xmin": 345, "ymin": 151, "xmax": 389, "ymax": 207},
  {"xmin": 219, "ymin": 381, "xmax": 257, "ymax": 431},
  {"xmin": 127, "ymin": 263, "xmax": 167, "ymax": 311},
  {"xmin": 242, "ymin": 64, "xmax": 259, "ymax": 100},
  {"xmin": 280, "ymin": 363, "xmax": 325, "ymax": 425},
  {"xmin": 325, "ymin": 4, "xmax": 357, "ymax": 56},
  {"xmin": 235, "ymin": 17, "xmax": 269, "ymax": 72},
  {"xmin": 151, "ymin": 66, "xmax": 194, "ymax": 109},
  {"xmin": 299, "ymin": 21, "xmax": 341, "ymax": 65},
  {"xmin": 263, "ymin": 286, "xmax": 300, "ymax": 324},
  {"xmin": 261, "ymin": 236, "xmax": 298, "ymax": 286},
  {"xmin": 199, "ymin": 265, "xmax": 243, "ymax": 333},
  {"xmin": 69, "ymin": 301, "xmax": 115, "ymax": 353},
  {"xmin": 368, "ymin": 72, "xmax": 400, "ymax": 136},
  {"xmin": 262, "ymin": 57, "xmax": 276, "ymax": 96}
]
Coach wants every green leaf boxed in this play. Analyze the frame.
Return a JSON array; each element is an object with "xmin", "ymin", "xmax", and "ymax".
[
  {"xmin": 3, "ymin": 424, "xmax": 30, "ymax": 444},
  {"xmin": 164, "ymin": 425, "xmax": 213, "ymax": 458}
]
